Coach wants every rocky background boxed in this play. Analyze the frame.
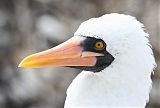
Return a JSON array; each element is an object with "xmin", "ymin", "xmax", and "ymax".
[{"xmin": 0, "ymin": 0, "xmax": 159, "ymax": 108}]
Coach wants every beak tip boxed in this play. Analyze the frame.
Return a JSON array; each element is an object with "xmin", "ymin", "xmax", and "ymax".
[
  {"xmin": 18, "ymin": 61, "xmax": 24, "ymax": 68},
  {"xmin": 18, "ymin": 53, "xmax": 37, "ymax": 68},
  {"xmin": 18, "ymin": 56, "xmax": 30, "ymax": 68}
]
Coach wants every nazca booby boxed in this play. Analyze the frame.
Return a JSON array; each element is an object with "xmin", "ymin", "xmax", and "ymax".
[{"xmin": 19, "ymin": 13, "xmax": 156, "ymax": 108}]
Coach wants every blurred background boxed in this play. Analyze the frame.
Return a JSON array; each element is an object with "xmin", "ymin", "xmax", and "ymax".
[{"xmin": 0, "ymin": 0, "xmax": 159, "ymax": 108}]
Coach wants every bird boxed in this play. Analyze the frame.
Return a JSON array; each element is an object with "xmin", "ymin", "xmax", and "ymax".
[{"xmin": 19, "ymin": 13, "xmax": 156, "ymax": 108}]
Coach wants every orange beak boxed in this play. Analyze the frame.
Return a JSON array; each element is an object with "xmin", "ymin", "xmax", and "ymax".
[{"xmin": 18, "ymin": 37, "xmax": 103, "ymax": 68}]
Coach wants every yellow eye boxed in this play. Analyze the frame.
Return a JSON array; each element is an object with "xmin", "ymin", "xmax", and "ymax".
[{"xmin": 95, "ymin": 41, "xmax": 105, "ymax": 49}]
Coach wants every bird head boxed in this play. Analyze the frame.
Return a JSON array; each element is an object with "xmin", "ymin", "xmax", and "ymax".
[{"xmin": 19, "ymin": 13, "xmax": 155, "ymax": 73}]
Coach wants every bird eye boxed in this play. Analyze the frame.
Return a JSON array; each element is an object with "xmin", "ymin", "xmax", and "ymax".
[{"xmin": 95, "ymin": 41, "xmax": 105, "ymax": 50}]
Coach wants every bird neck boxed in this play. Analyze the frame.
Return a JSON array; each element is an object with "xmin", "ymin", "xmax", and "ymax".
[{"xmin": 65, "ymin": 54, "xmax": 153, "ymax": 107}]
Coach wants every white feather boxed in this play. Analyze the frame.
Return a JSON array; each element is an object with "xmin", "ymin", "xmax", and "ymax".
[{"xmin": 64, "ymin": 13, "xmax": 156, "ymax": 108}]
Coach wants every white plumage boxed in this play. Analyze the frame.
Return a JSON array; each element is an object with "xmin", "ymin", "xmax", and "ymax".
[{"xmin": 64, "ymin": 13, "xmax": 156, "ymax": 108}]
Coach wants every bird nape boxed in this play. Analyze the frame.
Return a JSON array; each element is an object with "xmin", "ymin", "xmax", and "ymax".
[{"xmin": 19, "ymin": 13, "xmax": 156, "ymax": 108}]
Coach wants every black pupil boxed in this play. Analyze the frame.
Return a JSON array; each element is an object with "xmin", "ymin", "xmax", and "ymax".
[{"xmin": 98, "ymin": 43, "xmax": 100, "ymax": 46}]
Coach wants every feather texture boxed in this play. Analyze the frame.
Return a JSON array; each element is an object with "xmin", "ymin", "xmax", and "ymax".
[{"xmin": 65, "ymin": 13, "xmax": 156, "ymax": 108}]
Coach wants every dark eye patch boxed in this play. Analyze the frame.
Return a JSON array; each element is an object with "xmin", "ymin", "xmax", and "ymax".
[
  {"xmin": 80, "ymin": 37, "xmax": 106, "ymax": 52},
  {"xmin": 69, "ymin": 36, "xmax": 114, "ymax": 72}
]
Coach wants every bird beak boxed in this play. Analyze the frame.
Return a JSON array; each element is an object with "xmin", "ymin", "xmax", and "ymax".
[{"xmin": 18, "ymin": 37, "xmax": 103, "ymax": 68}]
